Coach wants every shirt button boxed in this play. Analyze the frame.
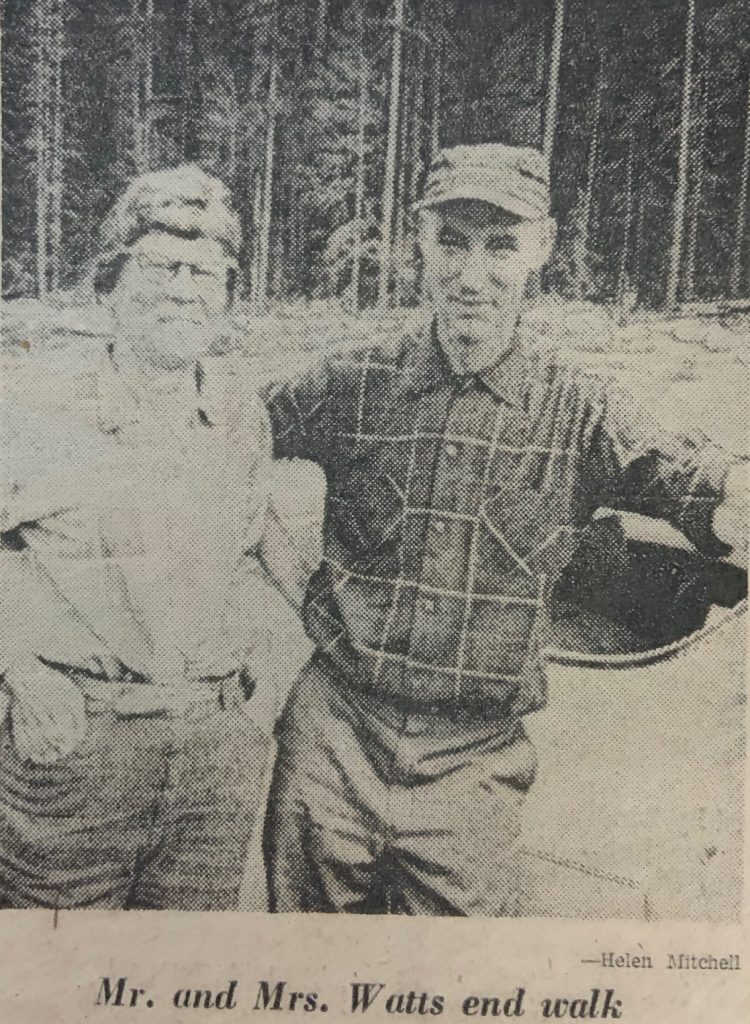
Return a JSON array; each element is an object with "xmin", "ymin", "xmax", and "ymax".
[
  {"xmin": 445, "ymin": 443, "xmax": 459, "ymax": 458},
  {"xmin": 432, "ymin": 519, "xmax": 446, "ymax": 534}
]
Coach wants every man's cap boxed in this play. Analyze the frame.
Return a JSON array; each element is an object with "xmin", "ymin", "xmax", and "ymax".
[
  {"xmin": 416, "ymin": 143, "xmax": 550, "ymax": 220},
  {"xmin": 99, "ymin": 163, "xmax": 241, "ymax": 261}
]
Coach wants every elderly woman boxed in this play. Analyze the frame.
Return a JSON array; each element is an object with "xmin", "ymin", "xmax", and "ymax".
[{"xmin": 0, "ymin": 165, "xmax": 306, "ymax": 910}]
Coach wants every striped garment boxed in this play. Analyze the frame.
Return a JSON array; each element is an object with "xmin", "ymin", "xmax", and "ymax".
[{"xmin": 267, "ymin": 315, "xmax": 730, "ymax": 719}]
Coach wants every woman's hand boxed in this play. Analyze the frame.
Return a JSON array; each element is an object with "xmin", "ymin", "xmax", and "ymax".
[{"xmin": 3, "ymin": 656, "xmax": 88, "ymax": 764}]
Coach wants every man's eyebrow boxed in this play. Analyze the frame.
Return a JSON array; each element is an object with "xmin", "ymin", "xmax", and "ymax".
[
  {"xmin": 485, "ymin": 231, "xmax": 518, "ymax": 245},
  {"xmin": 167, "ymin": 197, "xmax": 207, "ymax": 210},
  {"xmin": 438, "ymin": 223, "xmax": 468, "ymax": 240}
]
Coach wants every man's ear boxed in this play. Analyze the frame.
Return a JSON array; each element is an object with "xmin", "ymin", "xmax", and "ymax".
[
  {"xmin": 538, "ymin": 216, "xmax": 557, "ymax": 264},
  {"xmin": 522, "ymin": 216, "xmax": 556, "ymax": 275},
  {"xmin": 226, "ymin": 266, "xmax": 237, "ymax": 307}
]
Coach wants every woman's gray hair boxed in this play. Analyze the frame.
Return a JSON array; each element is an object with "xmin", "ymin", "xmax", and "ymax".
[{"xmin": 92, "ymin": 163, "xmax": 241, "ymax": 300}]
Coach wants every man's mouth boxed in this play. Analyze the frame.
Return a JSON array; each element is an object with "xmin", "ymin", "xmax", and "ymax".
[{"xmin": 448, "ymin": 299, "xmax": 494, "ymax": 315}]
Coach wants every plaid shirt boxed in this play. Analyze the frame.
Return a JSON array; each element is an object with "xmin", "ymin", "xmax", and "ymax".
[{"xmin": 267, "ymin": 316, "xmax": 730, "ymax": 719}]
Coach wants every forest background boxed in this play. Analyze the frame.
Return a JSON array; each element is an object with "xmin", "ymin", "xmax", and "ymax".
[
  {"xmin": 1, "ymin": 5, "xmax": 748, "ymax": 862},
  {"xmin": 2, "ymin": 0, "xmax": 750, "ymax": 315}
]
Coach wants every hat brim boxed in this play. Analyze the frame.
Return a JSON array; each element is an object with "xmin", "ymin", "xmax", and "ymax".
[{"xmin": 414, "ymin": 185, "xmax": 546, "ymax": 221}]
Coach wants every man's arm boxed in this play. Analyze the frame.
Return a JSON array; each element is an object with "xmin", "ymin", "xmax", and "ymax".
[
  {"xmin": 587, "ymin": 379, "xmax": 746, "ymax": 565},
  {"xmin": 256, "ymin": 501, "xmax": 320, "ymax": 612},
  {"xmin": 262, "ymin": 354, "xmax": 332, "ymax": 464},
  {"xmin": 238, "ymin": 397, "xmax": 323, "ymax": 612}
]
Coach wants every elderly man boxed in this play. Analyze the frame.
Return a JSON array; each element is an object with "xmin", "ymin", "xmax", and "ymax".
[
  {"xmin": 0, "ymin": 164, "xmax": 304, "ymax": 910},
  {"xmin": 262, "ymin": 144, "xmax": 747, "ymax": 916}
]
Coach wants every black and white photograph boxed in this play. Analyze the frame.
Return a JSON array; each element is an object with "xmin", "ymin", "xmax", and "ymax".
[{"xmin": 1, "ymin": 0, "xmax": 748, "ymax": 926}]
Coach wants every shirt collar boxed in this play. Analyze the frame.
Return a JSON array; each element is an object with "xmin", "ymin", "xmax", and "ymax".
[
  {"xmin": 95, "ymin": 342, "xmax": 206, "ymax": 434},
  {"xmin": 477, "ymin": 345, "xmax": 531, "ymax": 408},
  {"xmin": 402, "ymin": 316, "xmax": 452, "ymax": 395},
  {"xmin": 405, "ymin": 315, "xmax": 530, "ymax": 409},
  {"xmin": 94, "ymin": 344, "xmax": 137, "ymax": 434}
]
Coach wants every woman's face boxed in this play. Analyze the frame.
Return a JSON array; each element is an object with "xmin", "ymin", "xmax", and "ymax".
[{"xmin": 109, "ymin": 232, "xmax": 233, "ymax": 371}]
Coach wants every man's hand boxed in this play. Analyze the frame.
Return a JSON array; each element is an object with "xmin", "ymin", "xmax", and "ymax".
[{"xmin": 713, "ymin": 461, "xmax": 749, "ymax": 569}]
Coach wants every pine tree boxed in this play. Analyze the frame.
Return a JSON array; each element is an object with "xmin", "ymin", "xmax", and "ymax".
[
  {"xmin": 300, "ymin": 1, "xmax": 386, "ymax": 302},
  {"xmin": 3, "ymin": 0, "xmax": 750, "ymax": 309},
  {"xmin": 666, "ymin": 0, "xmax": 695, "ymax": 310},
  {"xmin": 685, "ymin": 58, "xmax": 708, "ymax": 300},
  {"xmin": 543, "ymin": 0, "xmax": 565, "ymax": 159},
  {"xmin": 729, "ymin": 66, "xmax": 750, "ymax": 296},
  {"xmin": 378, "ymin": 0, "xmax": 406, "ymax": 309},
  {"xmin": 33, "ymin": 0, "xmax": 51, "ymax": 299}
]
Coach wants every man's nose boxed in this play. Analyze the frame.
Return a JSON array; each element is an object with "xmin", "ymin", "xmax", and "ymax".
[{"xmin": 457, "ymin": 248, "xmax": 489, "ymax": 292}]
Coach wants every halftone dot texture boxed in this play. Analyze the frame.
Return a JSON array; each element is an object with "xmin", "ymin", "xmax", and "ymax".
[
  {"xmin": 99, "ymin": 164, "xmax": 242, "ymax": 261},
  {"xmin": 2, "ymin": 0, "xmax": 748, "ymax": 921},
  {"xmin": 416, "ymin": 144, "xmax": 551, "ymax": 220}
]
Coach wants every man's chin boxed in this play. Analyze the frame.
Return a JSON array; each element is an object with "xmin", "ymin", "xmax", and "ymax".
[
  {"xmin": 439, "ymin": 322, "xmax": 518, "ymax": 374},
  {"xmin": 450, "ymin": 327, "xmax": 497, "ymax": 352}
]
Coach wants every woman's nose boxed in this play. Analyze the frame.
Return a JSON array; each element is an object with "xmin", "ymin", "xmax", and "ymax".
[
  {"xmin": 166, "ymin": 263, "xmax": 194, "ymax": 297},
  {"xmin": 174, "ymin": 263, "xmax": 194, "ymax": 284}
]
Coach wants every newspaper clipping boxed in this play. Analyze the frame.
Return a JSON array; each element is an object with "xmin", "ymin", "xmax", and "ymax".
[{"xmin": 1, "ymin": 1, "xmax": 748, "ymax": 1021}]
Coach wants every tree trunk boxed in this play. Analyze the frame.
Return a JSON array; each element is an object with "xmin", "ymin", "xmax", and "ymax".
[
  {"xmin": 143, "ymin": 0, "xmax": 154, "ymax": 171},
  {"xmin": 393, "ymin": 40, "xmax": 413, "ymax": 308},
  {"xmin": 314, "ymin": 0, "xmax": 328, "ymax": 65},
  {"xmin": 581, "ymin": 58, "xmax": 601, "ymax": 253},
  {"xmin": 685, "ymin": 63, "xmax": 707, "ymax": 301},
  {"xmin": 429, "ymin": 0, "xmax": 445, "ymax": 160},
  {"xmin": 529, "ymin": 0, "xmax": 564, "ymax": 301},
  {"xmin": 407, "ymin": 40, "xmax": 425, "ymax": 210},
  {"xmin": 729, "ymin": 66, "xmax": 750, "ymax": 297},
  {"xmin": 256, "ymin": 55, "xmax": 278, "ymax": 312},
  {"xmin": 35, "ymin": 0, "xmax": 50, "ymax": 300},
  {"xmin": 132, "ymin": 0, "xmax": 144, "ymax": 172},
  {"xmin": 666, "ymin": 0, "xmax": 694, "ymax": 310},
  {"xmin": 284, "ymin": 142, "xmax": 302, "ymax": 298},
  {"xmin": 635, "ymin": 181, "xmax": 657, "ymax": 305},
  {"xmin": 182, "ymin": 0, "xmax": 199, "ymax": 161},
  {"xmin": 403, "ymin": 36, "xmax": 426, "ymax": 303},
  {"xmin": 351, "ymin": 8, "xmax": 366, "ymax": 313},
  {"xmin": 130, "ymin": 0, "xmax": 154, "ymax": 173},
  {"xmin": 535, "ymin": 28, "xmax": 546, "ymax": 92},
  {"xmin": 249, "ymin": 168, "xmax": 263, "ymax": 304},
  {"xmin": 633, "ymin": 192, "xmax": 645, "ymax": 303},
  {"xmin": 573, "ymin": 54, "xmax": 602, "ymax": 293},
  {"xmin": 378, "ymin": 0, "xmax": 405, "ymax": 310},
  {"xmin": 543, "ymin": 0, "xmax": 565, "ymax": 160},
  {"xmin": 228, "ymin": 85, "xmax": 238, "ymax": 184},
  {"xmin": 616, "ymin": 129, "xmax": 635, "ymax": 308},
  {"xmin": 49, "ymin": 0, "xmax": 64, "ymax": 293}
]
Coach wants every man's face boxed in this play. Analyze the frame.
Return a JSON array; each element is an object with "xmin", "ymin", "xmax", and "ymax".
[
  {"xmin": 420, "ymin": 200, "xmax": 554, "ymax": 373},
  {"xmin": 109, "ymin": 232, "xmax": 234, "ymax": 371}
]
